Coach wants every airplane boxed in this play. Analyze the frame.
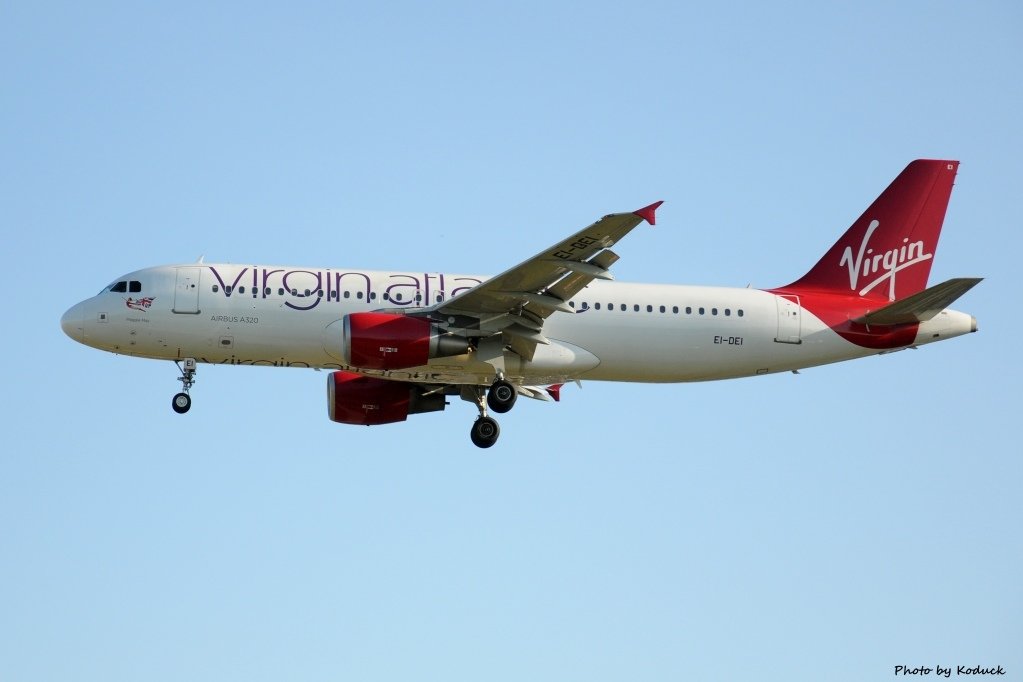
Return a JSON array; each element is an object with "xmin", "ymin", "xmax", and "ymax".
[{"xmin": 61, "ymin": 159, "xmax": 981, "ymax": 448}]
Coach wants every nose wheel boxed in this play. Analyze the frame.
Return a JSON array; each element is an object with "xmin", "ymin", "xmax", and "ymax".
[
  {"xmin": 172, "ymin": 392, "xmax": 192, "ymax": 414},
  {"xmin": 172, "ymin": 358, "xmax": 197, "ymax": 414}
]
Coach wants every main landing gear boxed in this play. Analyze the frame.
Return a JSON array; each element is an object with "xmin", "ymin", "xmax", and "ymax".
[
  {"xmin": 486, "ymin": 378, "xmax": 517, "ymax": 413},
  {"xmin": 471, "ymin": 414, "xmax": 500, "ymax": 449},
  {"xmin": 467, "ymin": 377, "xmax": 518, "ymax": 448},
  {"xmin": 172, "ymin": 358, "xmax": 197, "ymax": 414}
]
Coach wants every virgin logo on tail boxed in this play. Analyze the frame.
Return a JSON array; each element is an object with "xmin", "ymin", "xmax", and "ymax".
[{"xmin": 839, "ymin": 220, "xmax": 932, "ymax": 300}]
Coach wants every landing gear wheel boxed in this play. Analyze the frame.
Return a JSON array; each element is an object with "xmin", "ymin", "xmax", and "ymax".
[
  {"xmin": 470, "ymin": 416, "xmax": 500, "ymax": 448},
  {"xmin": 172, "ymin": 392, "xmax": 192, "ymax": 414},
  {"xmin": 487, "ymin": 379, "xmax": 517, "ymax": 414},
  {"xmin": 172, "ymin": 358, "xmax": 197, "ymax": 415}
]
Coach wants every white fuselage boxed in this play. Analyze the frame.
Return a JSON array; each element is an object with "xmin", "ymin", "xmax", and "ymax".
[{"xmin": 61, "ymin": 264, "xmax": 977, "ymax": 387}]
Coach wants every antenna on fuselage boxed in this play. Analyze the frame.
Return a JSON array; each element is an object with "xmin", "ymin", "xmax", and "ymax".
[{"xmin": 196, "ymin": 255, "xmax": 205, "ymax": 264}]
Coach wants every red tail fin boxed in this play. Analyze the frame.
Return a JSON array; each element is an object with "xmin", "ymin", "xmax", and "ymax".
[{"xmin": 785, "ymin": 160, "xmax": 959, "ymax": 301}]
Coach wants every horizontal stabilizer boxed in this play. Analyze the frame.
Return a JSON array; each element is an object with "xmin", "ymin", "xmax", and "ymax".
[
  {"xmin": 516, "ymin": 384, "xmax": 564, "ymax": 402},
  {"xmin": 517, "ymin": 386, "xmax": 552, "ymax": 402},
  {"xmin": 855, "ymin": 277, "xmax": 982, "ymax": 326}
]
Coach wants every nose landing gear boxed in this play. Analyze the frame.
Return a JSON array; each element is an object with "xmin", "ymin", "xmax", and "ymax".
[{"xmin": 172, "ymin": 358, "xmax": 197, "ymax": 414}]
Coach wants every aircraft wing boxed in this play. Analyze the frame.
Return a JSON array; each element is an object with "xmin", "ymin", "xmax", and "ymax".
[{"xmin": 416, "ymin": 202, "xmax": 662, "ymax": 359}]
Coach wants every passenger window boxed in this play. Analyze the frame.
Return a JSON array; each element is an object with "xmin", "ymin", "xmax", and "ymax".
[
  {"xmin": 370, "ymin": 292, "xmax": 377, "ymax": 300},
  {"xmin": 395, "ymin": 293, "xmax": 403, "ymax": 301},
  {"xmin": 110, "ymin": 281, "xmax": 127, "ymax": 293},
  {"xmin": 620, "ymin": 304, "xmax": 626, "ymax": 311},
  {"xmin": 344, "ymin": 291, "xmax": 350, "ymax": 299},
  {"xmin": 725, "ymin": 309, "xmax": 731, "ymax": 316},
  {"xmin": 317, "ymin": 290, "xmax": 323, "ymax": 298},
  {"xmin": 672, "ymin": 306, "xmax": 678, "ymax": 314},
  {"xmin": 712, "ymin": 308, "xmax": 718, "ymax": 315},
  {"xmin": 659, "ymin": 305, "xmax": 666, "ymax": 313},
  {"xmin": 646, "ymin": 305, "xmax": 653, "ymax": 312},
  {"xmin": 686, "ymin": 306, "xmax": 692, "ymax": 314},
  {"xmin": 738, "ymin": 309, "xmax": 744, "ymax": 317},
  {"xmin": 265, "ymin": 287, "xmax": 271, "ymax": 296},
  {"xmin": 634, "ymin": 304, "xmax": 640, "ymax": 312},
  {"xmin": 383, "ymin": 293, "xmax": 390, "ymax": 301},
  {"xmin": 357, "ymin": 292, "xmax": 364, "ymax": 299},
  {"xmin": 595, "ymin": 303, "xmax": 601, "ymax": 310},
  {"xmin": 225, "ymin": 286, "xmax": 233, "ymax": 295},
  {"xmin": 278, "ymin": 288, "xmax": 285, "ymax": 296},
  {"xmin": 699, "ymin": 307, "xmax": 705, "ymax": 315},
  {"xmin": 212, "ymin": 285, "xmax": 220, "ymax": 292},
  {"xmin": 436, "ymin": 294, "xmax": 443, "ymax": 303}
]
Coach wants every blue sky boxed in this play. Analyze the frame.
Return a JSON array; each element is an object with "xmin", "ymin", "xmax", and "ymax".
[{"xmin": 2, "ymin": 2, "xmax": 1021, "ymax": 680}]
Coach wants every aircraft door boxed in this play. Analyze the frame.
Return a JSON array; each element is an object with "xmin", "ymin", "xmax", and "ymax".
[
  {"xmin": 774, "ymin": 295, "xmax": 802, "ymax": 344},
  {"xmin": 173, "ymin": 267, "xmax": 201, "ymax": 314}
]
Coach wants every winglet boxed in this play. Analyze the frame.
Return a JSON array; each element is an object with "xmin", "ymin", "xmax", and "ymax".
[
  {"xmin": 633, "ymin": 201, "xmax": 664, "ymax": 226},
  {"xmin": 546, "ymin": 384, "xmax": 563, "ymax": 402}
]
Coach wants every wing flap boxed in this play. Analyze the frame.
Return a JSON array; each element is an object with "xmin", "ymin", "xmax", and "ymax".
[
  {"xmin": 502, "ymin": 323, "xmax": 551, "ymax": 345},
  {"xmin": 541, "ymin": 258, "xmax": 613, "ymax": 280},
  {"xmin": 547, "ymin": 250, "xmax": 620, "ymax": 304}
]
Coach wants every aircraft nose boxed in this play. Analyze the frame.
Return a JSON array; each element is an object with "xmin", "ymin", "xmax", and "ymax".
[{"xmin": 61, "ymin": 303, "xmax": 85, "ymax": 342}]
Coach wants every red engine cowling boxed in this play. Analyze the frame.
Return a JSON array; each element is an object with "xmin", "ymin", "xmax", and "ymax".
[
  {"xmin": 342, "ymin": 312, "xmax": 469, "ymax": 370},
  {"xmin": 327, "ymin": 371, "xmax": 446, "ymax": 425}
]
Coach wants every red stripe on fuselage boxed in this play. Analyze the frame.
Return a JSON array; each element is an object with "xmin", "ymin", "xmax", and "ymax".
[{"xmin": 767, "ymin": 288, "xmax": 919, "ymax": 349}]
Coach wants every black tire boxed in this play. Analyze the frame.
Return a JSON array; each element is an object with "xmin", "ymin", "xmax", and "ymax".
[
  {"xmin": 172, "ymin": 392, "xmax": 192, "ymax": 414},
  {"xmin": 470, "ymin": 416, "xmax": 500, "ymax": 448},
  {"xmin": 486, "ymin": 379, "xmax": 517, "ymax": 414}
]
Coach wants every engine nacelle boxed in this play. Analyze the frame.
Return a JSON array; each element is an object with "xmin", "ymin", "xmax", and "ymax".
[
  {"xmin": 342, "ymin": 312, "xmax": 469, "ymax": 370},
  {"xmin": 327, "ymin": 371, "xmax": 446, "ymax": 425}
]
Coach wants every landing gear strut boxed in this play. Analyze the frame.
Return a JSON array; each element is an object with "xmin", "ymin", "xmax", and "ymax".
[
  {"xmin": 465, "ymin": 385, "xmax": 501, "ymax": 448},
  {"xmin": 465, "ymin": 377, "xmax": 520, "ymax": 448},
  {"xmin": 172, "ymin": 358, "xmax": 197, "ymax": 414}
]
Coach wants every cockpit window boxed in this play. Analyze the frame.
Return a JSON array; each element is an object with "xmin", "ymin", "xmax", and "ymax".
[{"xmin": 102, "ymin": 279, "xmax": 143, "ymax": 294}]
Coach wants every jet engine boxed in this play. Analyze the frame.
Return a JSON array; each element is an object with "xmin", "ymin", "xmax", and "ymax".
[
  {"xmin": 342, "ymin": 312, "xmax": 469, "ymax": 370},
  {"xmin": 327, "ymin": 371, "xmax": 446, "ymax": 425}
]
